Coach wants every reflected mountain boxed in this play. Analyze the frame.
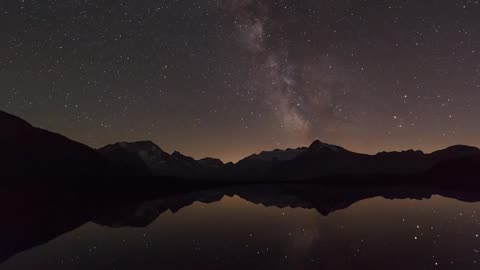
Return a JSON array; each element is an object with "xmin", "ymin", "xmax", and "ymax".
[{"xmin": 2, "ymin": 183, "xmax": 480, "ymax": 265}]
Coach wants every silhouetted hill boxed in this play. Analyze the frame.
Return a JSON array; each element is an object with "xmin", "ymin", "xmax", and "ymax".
[
  {"xmin": 429, "ymin": 145, "xmax": 480, "ymax": 162},
  {"xmin": 0, "ymin": 110, "xmax": 109, "ymax": 177},
  {"xmin": 427, "ymin": 154, "xmax": 480, "ymax": 182},
  {"xmin": 269, "ymin": 141, "xmax": 480, "ymax": 180}
]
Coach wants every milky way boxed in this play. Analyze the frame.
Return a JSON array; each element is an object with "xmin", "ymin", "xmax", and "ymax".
[{"xmin": 1, "ymin": 1, "xmax": 480, "ymax": 161}]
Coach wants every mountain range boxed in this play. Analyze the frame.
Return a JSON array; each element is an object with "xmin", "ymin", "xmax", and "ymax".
[{"xmin": 1, "ymin": 110, "xmax": 479, "ymax": 183}]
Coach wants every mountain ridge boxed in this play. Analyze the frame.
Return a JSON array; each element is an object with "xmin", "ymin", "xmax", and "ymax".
[{"xmin": 1, "ymin": 110, "xmax": 479, "ymax": 182}]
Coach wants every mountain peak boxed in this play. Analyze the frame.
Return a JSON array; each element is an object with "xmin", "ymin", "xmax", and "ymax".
[
  {"xmin": 309, "ymin": 139, "xmax": 324, "ymax": 149},
  {"xmin": 308, "ymin": 139, "xmax": 344, "ymax": 152},
  {"xmin": 124, "ymin": 140, "xmax": 160, "ymax": 149},
  {"xmin": 99, "ymin": 141, "xmax": 169, "ymax": 167},
  {"xmin": 103, "ymin": 141, "xmax": 166, "ymax": 154},
  {"xmin": 198, "ymin": 157, "xmax": 224, "ymax": 168}
]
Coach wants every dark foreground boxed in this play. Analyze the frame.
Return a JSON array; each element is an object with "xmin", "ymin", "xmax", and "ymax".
[{"xmin": 2, "ymin": 181, "xmax": 480, "ymax": 269}]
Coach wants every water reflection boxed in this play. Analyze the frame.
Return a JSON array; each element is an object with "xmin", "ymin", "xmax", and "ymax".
[{"xmin": 1, "ymin": 184, "xmax": 480, "ymax": 269}]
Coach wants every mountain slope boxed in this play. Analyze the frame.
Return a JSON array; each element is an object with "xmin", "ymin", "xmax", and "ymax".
[{"xmin": 0, "ymin": 110, "xmax": 109, "ymax": 177}]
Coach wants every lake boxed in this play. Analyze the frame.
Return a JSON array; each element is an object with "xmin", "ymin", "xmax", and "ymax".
[{"xmin": 1, "ymin": 185, "xmax": 480, "ymax": 269}]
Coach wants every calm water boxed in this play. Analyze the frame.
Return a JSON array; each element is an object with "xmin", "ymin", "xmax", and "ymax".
[{"xmin": 1, "ymin": 186, "xmax": 480, "ymax": 269}]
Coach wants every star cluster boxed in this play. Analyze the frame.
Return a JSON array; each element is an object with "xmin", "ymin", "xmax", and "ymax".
[{"xmin": 1, "ymin": 0, "xmax": 480, "ymax": 161}]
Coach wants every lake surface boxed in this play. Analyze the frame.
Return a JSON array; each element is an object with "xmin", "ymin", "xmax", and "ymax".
[{"xmin": 1, "ymin": 185, "xmax": 480, "ymax": 269}]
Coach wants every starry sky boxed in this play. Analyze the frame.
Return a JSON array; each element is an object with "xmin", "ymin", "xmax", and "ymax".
[{"xmin": 1, "ymin": 0, "xmax": 480, "ymax": 162}]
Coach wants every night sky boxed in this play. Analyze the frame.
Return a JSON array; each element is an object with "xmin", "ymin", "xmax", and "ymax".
[{"xmin": 1, "ymin": 0, "xmax": 480, "ymax": 162}]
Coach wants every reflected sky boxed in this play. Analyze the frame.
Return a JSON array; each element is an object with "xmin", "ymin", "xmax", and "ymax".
[{"xmin": 2, "ymin": 195, "xmax": 480, "ymax": 270}]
